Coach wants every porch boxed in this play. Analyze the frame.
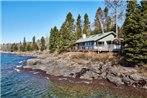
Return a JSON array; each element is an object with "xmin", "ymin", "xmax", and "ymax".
[{"xmin": 75, "ymin": 44, "xmax": 121, "ymax": 52}]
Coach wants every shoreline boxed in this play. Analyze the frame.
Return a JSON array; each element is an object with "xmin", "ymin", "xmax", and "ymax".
[
  {"xmin": 17, "ymin": 66, "xmax": 147, "ymax": 97},
  {"xmin": 2, "ymin": 51, "xmax": 147, "ymax": 91}
]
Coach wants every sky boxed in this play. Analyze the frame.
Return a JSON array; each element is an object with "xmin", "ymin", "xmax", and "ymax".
[{"xmin": 1, "ymin": 0, "xmax": 107, "ymax": 44}]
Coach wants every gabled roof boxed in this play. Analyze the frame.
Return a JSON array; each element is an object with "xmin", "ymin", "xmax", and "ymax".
[{"xmin": 75, "ymin": 31, "xmax": 116, "ymax": 43}]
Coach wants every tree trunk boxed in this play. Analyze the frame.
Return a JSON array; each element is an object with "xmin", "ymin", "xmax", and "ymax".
[
  {"xmin": 98, "ymin": 17, "xmax": 104, "ymax": 34},
  {"xmin": 115, "ymin": 8, "xmax": 118, "ymax": 38}
]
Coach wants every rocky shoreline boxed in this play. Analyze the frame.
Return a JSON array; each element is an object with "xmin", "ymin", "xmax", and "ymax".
[{"xmin": 2, "ymin": 51, "xmax": 147, "ymax": 90}]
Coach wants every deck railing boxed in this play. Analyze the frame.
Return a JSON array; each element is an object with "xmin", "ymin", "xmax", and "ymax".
[{"xmin": 76, "ymin": 44, "xmax": 121, "ymax": 51}]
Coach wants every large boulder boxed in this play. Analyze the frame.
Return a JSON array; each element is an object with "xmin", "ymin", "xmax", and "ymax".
[
  {"xmin": 107, "ymin": 74, "xmax": 124, "ymax": 86},
  {"xmin": 26, "ymin": 59, "xmax": 41, "ymax": 66},
  {"xmin": 129, "ymin": 73, "xmax": 145, "ymax": 81}
]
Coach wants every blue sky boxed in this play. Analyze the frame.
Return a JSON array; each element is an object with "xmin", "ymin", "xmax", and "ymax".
[{"xmin": 1, "ymin": 0, "xmax": 106, "ymax": 44}]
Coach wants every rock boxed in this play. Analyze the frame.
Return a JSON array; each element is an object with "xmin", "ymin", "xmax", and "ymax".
[
  {"xmin": 108, "ymin": 66, "xmax": 121, "ymax": 77},
  {"xmin": 107, "ymin": 74, "xmax": 124, "ymax": 86},
  {"xmin": 122, "ymin": 75, "xmax": 134, "ymax": 86},
  {"xmin": 138, "ymin": 79, "xmax": 147, "ymax": 87},
  {"xmin": 26, "ymin": 59, "xmax": 41, "ymax": 66},
  {"xmin": 129, "ymin": 73, "xmax": 144, "ymax": 81},
  {"xmin": 101, "ymin": 72, "xmax": 107, "ymax": 79},
  {"xmin": 80, "ymin": 71, "xmax": 99, "ymax": 80},
  {"xmin": 75, "ymin": 68, "xmax": 90, "ymax": 78}
]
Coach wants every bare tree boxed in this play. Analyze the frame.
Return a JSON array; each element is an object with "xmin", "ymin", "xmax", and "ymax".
[
  {"xmin": 104, "ymin": 0, "xmax": 126, "ymax": 38},
  {"xmin": 96, "ymin": 7, "xmax": 105, "ymax": 33}
]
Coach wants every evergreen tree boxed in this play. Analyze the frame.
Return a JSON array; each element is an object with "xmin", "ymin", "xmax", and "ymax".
[
  {"xmin": 22, "ymin": 37, "xmax": 27, "ymax": 52},
  {"xmin": 32, "ymin": 36, "xmax": 38, "ymax": 51},
  {"xmin": 123, "ymin": 0, "xmax": 144, "ymax": 66},
  {"xmin": 27, "ymin": 43, "xmax": 32, "ymax": 51},
  {"xmin": 49, "ymin": 26, "xmax": 58, "ymax": 52},
  {"xmin": 83, "ymin": 13, "xmax": 91, "ymax": 36},
  {"xmin": 140, "ymin": 1, "xmax": 147, "ymax": 64},
  {"xmin": 141, "ymin": 1, "xmax": 147, "ymax": 32},
  {"xmin": 14, "ymin": 43, "xmax": 18, "ymax": 51},
  {"xmin": 57, "ymin": 12, "xmax": 75, "ymax": 52},
  {"xmin": 40, "ymin": 36, "xmax": 46, "ymax": 51},
  {"xmin": 10, "ymin": 44, "xmax": 14, "ymax": 52},
  {"xmin": 56, "ymin": 31, "xmax": 63, "ymax": 53},
  {"xmin": 76, "ymin": 14, "xmax": 82, "ymax": 39},
  {"xmin": 11, "ymin": 43, "xmax": 18, "ymax": 52},
  {"xmin": 19, "ymin": 42, "xmax": 23, "ymax": 51}
]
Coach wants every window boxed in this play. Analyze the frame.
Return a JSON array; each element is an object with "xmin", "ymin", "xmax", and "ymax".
[
  {"xmin": 97, "ymin": 41, "xmax": 104, "ymax": 45},
  {"xmin": 107, "ymin": 41, "xmax": 112, "ymax": 45}
]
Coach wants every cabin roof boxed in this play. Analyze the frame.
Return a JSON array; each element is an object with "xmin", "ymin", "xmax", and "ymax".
[{"xmin": 75, "ymin": 31, "xmax": 116, "ymax": 43}]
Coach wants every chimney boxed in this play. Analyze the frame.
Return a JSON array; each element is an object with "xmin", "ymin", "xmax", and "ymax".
[{"xmin": 82, "ymin": 34, "xmax": 86, "ymax": 39}]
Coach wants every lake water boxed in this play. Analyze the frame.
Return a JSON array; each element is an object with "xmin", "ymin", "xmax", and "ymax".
[{"xmin": 1, "ymin": 53, "xmax": 147, "ymax": 98}]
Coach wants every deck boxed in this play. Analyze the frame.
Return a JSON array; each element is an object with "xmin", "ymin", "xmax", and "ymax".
[{"xmin": 74, "ymin": 45, "xmax": 121, "ymax": 52}]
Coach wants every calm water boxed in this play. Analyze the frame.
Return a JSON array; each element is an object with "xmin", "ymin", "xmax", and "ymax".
[{"xmin": 1, "ymin": 53, "xmax": 147, "ymax": 98}]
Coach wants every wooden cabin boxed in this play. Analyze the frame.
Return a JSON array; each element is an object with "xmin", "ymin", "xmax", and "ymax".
[{"xmin": 74, "ymin": 31, "xmax": 122, "ymax": 52}]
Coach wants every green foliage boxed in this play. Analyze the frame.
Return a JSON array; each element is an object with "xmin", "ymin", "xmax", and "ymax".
[
  {"xmin": 57, "ymin": 12, "xmax": 76, "ymax": 52},
  {"xmin": 40, "ymin": 36, "xmax": 46, "ymax": 51},
  {"xmin": 123, "ymin": 0, "xmax": 146, "ymax": 66},
  {"xmin": 19, "ymin": 42, "xmax": 23, "ymax": 51},
  {"xmin": 32, "ymin": 36, "xmax": 38, "ymax": 51},
  {"xmin": 94, "ymin": 7, "xmax": 112, "ymax": 34},
  {"xmin": 49, "ymin": 26, "xmax": 59, "ymax": 52},
  {"xmin": 83, "ymin": 13, "xmax": 91, "ymax": 36},
  {"xmin": 76, "ymin": 14, "xmax": 82, "ymax": 40},
  {"xmin": 27, "ymin": 43, "xmax": 32, "ymax": 51},
  {"xmin": 49, "ymin": 12, "xmax": 77, "ymax": 53},
  {"xmin": 140, "ymin": 0, "xmax": 147, "ymax": 64},
  {"xmin": 11, "ymin": 43, "xmax": 18, "ymax": 52}
]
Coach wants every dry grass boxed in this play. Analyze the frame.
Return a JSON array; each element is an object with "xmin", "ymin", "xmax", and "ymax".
[
  {"xmin": 136, "ymin": 65, "xmax": 147, "ymax": 77},
  {"xmin": 65, "ymin": 52, "xmax": 119, "ymax": 62}
]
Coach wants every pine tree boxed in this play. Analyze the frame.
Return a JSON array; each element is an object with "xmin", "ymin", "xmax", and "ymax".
[
  {"xmin": 32, "ymin": 36, "xmax": 38, "ymax": 51},
  {"xmin": 11, "ymin": 43, "xmax": 18, "ymax": 52},
  {"xmin": 49, "ymin": 26, "xmax": 58, "ymax": 52},
  {"xmin": 141, "ymin": 1, "xmax": 147, "ymax": 32},
  {"xmin": 40, "ymin": 36, "xmax": 46, "ymax": 51},
  {"xmin": 19, "ymin": 42, "xmax": 23, "ymax": 51},
  {"xmin": 14, "ymin": 44, "xmax": 18, "ymax": 51},
  {"xmin": 10, "ymin": 44, "xmax": 14, "ymax": 52},
  {"xmin": 27, "ymin": 43, "xmax": 32, "ymax": 51},
  {"xmin": 140, "ymin": 1, "xmax": 147, "ymax": 64},
  {"xmin": 57, "ymin": 12, "xmax": 75, "ymax": 52},
  {"xmin": 56, "ymin": 31, "xmax": 63, "ymax": 53},
  {"xmin": 83, "ymin": 13, "xmax": 91, "ymax": 36},
  {"xmin": 22, "ymin": 37, "xmax": 27, "ymax": 52},
  {"xmin": 123, "ymin": 0, "xmax": 144, "ymax": 66},
  {"xmin": 76, "ymin": 14, "xmax": 82, "ymax": 39}
]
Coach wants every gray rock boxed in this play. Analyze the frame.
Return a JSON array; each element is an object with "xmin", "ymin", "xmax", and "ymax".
[
  {"xmin": 80, "ymin": 71, "xmax": 99, "ymax": 80},
  {"xmin": 26, "ymin": 59, "xmax": 41, "ymax": 66},
  {"xmin": 107, "ymin": 74, "xmax": 124, "ymax": 86},
  {"xmin": 129, "ymin": 73, "xmax": 144, "ymax": 81},
  {"xmin": 122, "ymin": 75, "xmax": 134, "ymax": 86}
]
